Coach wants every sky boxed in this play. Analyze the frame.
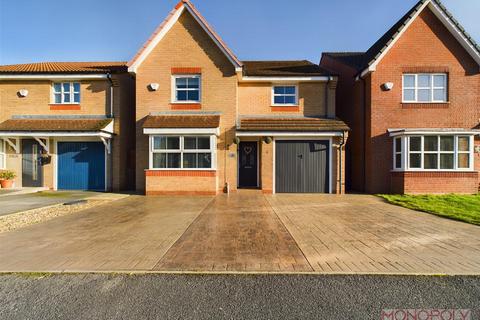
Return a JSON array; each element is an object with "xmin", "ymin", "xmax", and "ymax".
[{"xmin": 0, "ymin": 0, "xmax": 479, "ymax": 65}]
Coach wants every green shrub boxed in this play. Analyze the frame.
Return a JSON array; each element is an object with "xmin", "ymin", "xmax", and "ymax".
[{"xmin": 0, "ymin": 170, "xmax": 17, "ymax": 180}]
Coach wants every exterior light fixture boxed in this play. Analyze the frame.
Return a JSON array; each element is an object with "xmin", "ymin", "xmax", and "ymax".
[{"xmin": 148, "ymin": 83, "xmax": 159, "ymax": 91}]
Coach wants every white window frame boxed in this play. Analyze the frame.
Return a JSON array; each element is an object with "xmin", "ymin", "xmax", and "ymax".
[
  {"xmin": 0, "ymin": 139, "xmax": 5, "ymax": 170},
  {"xmin": 52, "ymin": 82, "xmax": 81, "ymax": 104},
  {"xmin": 392, "ymin": 135, "xmax": 474, "ymax": 172},
  {"xmin": 149, "ymin": 135, "xmax": 216, "ymax": 170},
  {"xmin": 271, "ymin": 84, "xmax": 298, "ymax": 106},
  {"xmin": 171, "ymin": 75, "xmax": 201, "ymax": 104},
  {"xmin": 402, "ymin": 74, "xmax": 447, "ymax": 103}
]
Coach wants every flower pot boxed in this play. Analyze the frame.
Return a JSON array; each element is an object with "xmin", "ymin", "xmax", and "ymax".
[{"xmin": 0, "ymin": 179, "xmax": 13, "ymax": 189}]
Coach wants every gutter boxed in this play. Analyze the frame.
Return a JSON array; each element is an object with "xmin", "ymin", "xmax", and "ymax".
[{"xmin": 107, "ymin": 73, "xmax": 114, "ymax": 118}]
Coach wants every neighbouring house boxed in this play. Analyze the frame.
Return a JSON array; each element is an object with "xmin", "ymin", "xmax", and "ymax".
[
  {"xmin": 0, "ymin": 62, "xmax": 135, "ymax": 191},
  {"xmin": 130, "ymin": 0, "xmax": 349, "ymax": 195},
  {"xmin": 321, "ymin": 0, "xmax": 480, "ymax": 194}
]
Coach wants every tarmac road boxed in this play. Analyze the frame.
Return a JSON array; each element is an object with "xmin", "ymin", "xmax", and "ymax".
[{"xmin": 0, "ymin": 273, "xmax": 479, "ymax": 319}]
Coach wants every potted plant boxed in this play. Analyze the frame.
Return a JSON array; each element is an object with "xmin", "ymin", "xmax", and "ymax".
[{"xmin": 0, "ymin": 170, "xmax": 16, "ymax": 189}]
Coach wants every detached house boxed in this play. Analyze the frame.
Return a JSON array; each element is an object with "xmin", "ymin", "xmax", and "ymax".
[
  {"xmin": 130, "ymin": 0, "xmax": 348, "ymax": 195},
  {"xmin": 321, "ymin": 0, "xmax": 480, "ymax": 194},
  {"xmin": 0, "ymin": 63, "xmax": 135, "ymax": 191}
]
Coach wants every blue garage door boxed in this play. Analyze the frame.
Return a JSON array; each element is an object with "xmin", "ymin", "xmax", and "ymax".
[{"xmin": 58, "ymin": 142, "xmax": 105, "ymax": 191}]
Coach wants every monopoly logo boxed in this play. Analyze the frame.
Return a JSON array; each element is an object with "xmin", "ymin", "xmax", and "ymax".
[{"xmin": 381, "ymin": 309, "xmax": 472, "ymax": 320}]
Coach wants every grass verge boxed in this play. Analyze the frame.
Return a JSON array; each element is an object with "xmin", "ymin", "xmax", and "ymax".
[{"xmin": 378, "ymin": 194, "xmax": 480, "ymax": 226}]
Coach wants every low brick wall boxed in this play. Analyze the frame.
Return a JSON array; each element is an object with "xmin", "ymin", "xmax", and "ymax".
[
  {"xmin": 145, "ymin": 170, "xmax": 218, "ymax": 195},
  {"xmin": 391, "ymin": 171, "xmax": 479, "ymax": 194}
]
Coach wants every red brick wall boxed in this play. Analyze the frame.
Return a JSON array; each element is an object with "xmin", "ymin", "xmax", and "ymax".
[
  {"xmin": 391, "ymin": 172, "xmax": 479, "ymax": 194},
  {"xmin": 368, "ymin": 8, "xmax": 480, "ymax": 194}
]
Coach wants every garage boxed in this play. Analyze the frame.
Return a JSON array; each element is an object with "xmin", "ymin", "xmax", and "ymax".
[
  {"xmin": 57, "ymin": 142, "xmax": 106, "ymax": 191},
  {"xmin": 275, "ymin": 140, "xmax": 330, "ymax": 193}
]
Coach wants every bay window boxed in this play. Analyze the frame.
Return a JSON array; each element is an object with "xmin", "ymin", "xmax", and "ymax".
[
  {"xmin": 150, "ymin": 135, "xmax": 215, "ymax": 169},
  {"xmin": 393, "ymin": 135, "xmax": 473, "ymax": 171}
]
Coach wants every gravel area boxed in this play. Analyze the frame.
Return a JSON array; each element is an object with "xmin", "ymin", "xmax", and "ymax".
[{"xmin": 0, "ymin": 200, "xmax": 108, "ymax": 233}]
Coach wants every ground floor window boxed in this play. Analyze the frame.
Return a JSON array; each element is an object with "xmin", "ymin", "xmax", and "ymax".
[
  {"xmin": 150, "ymin": 135, "xmax": 215, "ymax": 169},
  {"xmin": 0, "ymin": 139, "xmax": 5, "ymax": 169},
  {"xmin": 393, "ymin": 135, "xmax": 473, "ymax": 171}
]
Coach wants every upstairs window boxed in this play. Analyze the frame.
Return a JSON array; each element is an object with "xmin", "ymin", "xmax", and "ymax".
[
  {"xmin": 53, "ymin": 82, "xmax": 80, "ymax": 104},
  {"xmin": 272, "ymin": 85, "xmax": 298, "ymax": 105},
  {"xmin": 173, "ymin": 75, "xmax": 201, "ymax": 103},
  {"xmin": 402, "ymin": 74, "xmax": 447, "ymax": 103}
]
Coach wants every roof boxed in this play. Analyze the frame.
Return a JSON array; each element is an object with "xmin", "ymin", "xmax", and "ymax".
[
  {"xmin": 0, "ymin": 118, "xmax": 113, "ymax": 132},
  {"xmin": 321, "ymin": 52, "xmax": 366, "ymax": 71},
  {"xmin": 142, "ymin": 115, "xmax": 220, "ymax": 128},
  {"xmin": 128, "ymin": 0, "xmax": 242, "ymax": 73},
  {"xmin": 242, "ymin": 60, "xmax": 333, "ymax": 77},
  {"xmin": 237, "ymin": 117, "xmax": 349, "ymax": 132},
  {"xmin": 0, "ymin": 62, "xmax": 127, "ymax": 74},
  {"xmin": 324, "ymin": 0, "xmax": 480, "ymax": 75}
]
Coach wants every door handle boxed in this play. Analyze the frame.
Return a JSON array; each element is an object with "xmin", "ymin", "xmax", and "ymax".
[{"xmin": 297, "ymin": 154, "xmax": 303, "ymax": 159}]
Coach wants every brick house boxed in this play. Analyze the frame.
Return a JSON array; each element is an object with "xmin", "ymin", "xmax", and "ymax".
[
  {"xmin": 321, "ymin": 0, "xmax": 480, "ymax": 194},
  {"xmin": 0, "ymin": 63, "xmax": 135, "ymax": 191},
  {"xmin": 130, "ymin": 0, "xmax": 349, "ymax": 195}
]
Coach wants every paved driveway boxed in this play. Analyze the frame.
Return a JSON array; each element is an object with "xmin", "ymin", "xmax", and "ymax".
[{"xmin": 0, "ymin": 192, "xmax": 479, "ymax": 274}]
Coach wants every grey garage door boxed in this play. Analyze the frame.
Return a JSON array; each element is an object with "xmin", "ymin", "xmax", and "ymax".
[{"xmin": 275, "ymin": 140, "xmax": 329, "ymax": 193}]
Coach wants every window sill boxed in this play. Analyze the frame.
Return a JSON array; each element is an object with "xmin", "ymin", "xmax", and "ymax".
[
  {"xmin": 49, "ymin": 104, "xmax": 81, "ymax": 110},
  {"xmin": 170, "ymin": 103, "xmax": 201, "ymax": 110},
  {"xmin": 401, "ymin": 102, "xmax": 449, "ymax": 109},
  {"xmin": 271, "ymin": 105, "xmax": 300, "ymax": 112}
]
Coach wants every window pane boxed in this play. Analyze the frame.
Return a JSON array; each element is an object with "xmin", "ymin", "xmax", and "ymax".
[
  {"xmin": 440, "ymin": 154, "xmax": 454, "ymax": 169},
  {"xmin": 54, "ymin": 93, "xmax": 62, "ymax": 104},
  {"xmin": 424, "ymin": 136, "xmax": 438, "ymax": 151},
  {"xmin": 274, "ymin": 96, "xmax": 285, "ymax": 104},
  {"xmin": 197, "ymin": 137, "xmax": 210, "ymax": 149},
  {"xmin": 418, "ymin": 89, "xmax": 431, "ymax": 102},
  {"xmin": 74, "ymin": 93, "xmax": 80, "ymax": 103},
  {"xmin": 285, "ymin": 86, "xmax": 296, "ymax": 94},
  {"xmin": 63, "ymin": 94, "xmax": 70, "ymax": 103},
  {"xmin": 166, "ymin": 137, "xmax": 180, "ymax": 149},
  {"xmin": 176, "ymin": 90, "xmax": 188, "ymax": 101},
  {"xmin": 187, "ymin": 90, "xmax": 199, "ymax": 101},
  {"xmin": 284, "ymin": 96, "xmax": 296, "ymax": 104},
  {"xmin": 153, "ymin": 153, "xmax": 166, "ymax": 168},
  {"xmin": 63, "ymin": 83, "xmax": 71, "ymax": 92},
  {"xmin": 197, "ymin": 153, "xmax": 211, "ymax": 168},
  {"xmin": 184, "ymin": 137, "xmax": 197, "ymax": 150},
  {"xmin": 403, "ymin": 89, "xmax": 415, "ymax": 101},
  {"xmin": 176, "ymin": 78, "xmax": 187, "ymax": 89},
  {"xmin": 53, "ymin": 83, "xmax": 62, "ymax": 93},
  {"xmin": 153, "ymin": 137, "xmax": 166, "ymax": 150},
  {"xmin": 410, "ymin": 154, "xmax": 421, "ymax": 168},
  {"xmin": 458, "ymin": 153, "xmax": 470, "ymax": 169},
  {"xmin": 183, "ymin": 153, "xmax": 197, "ymax": 168},
  {"xmin": 409, "ymin": 137, "xmax": 421, "ymax": 151},
  {"xmin": 433, "ymin": 89, "xmax": 446, "ymax": 101},
  {"xmin": 0, "ymin": 155, "xmax": 4, "ymax": 169},
  {"xmin": 73, "ymin": 83, "xmax": 80, "ymax": 92},
  {"xmin": 458, "ymin": 137, "xmax": 470, "ymax": 152},
  {"xmin": 395, "ymin": 138, "xmax": 402, "ymax": 153},
  {"xmin": 418, "ymin": 75, "xmax": 431, "ymax": 87},
  {"xmin": 424, "ymin": 154, "xmax": 438, "ymax": 169},
  {"xmin": 440, "ymin": 136, "xmax": 454, "ymax": 151},
  {"xmin": 395, "ymin": 154, "xmax": 402, "ymax": 169},
  {"xmin": 167, "ymin": 153, "xmax": 180, "ymax": 168},
  {"xmin": 433, "ymin": 75, "xmax": 446, "ymax": 87},
  {"xmin": 188, "ymin": 78, "xmax": 199, "ymax": 88},
  {"xmin": 274, "ymin": 86, "xmax": 285, "ymax": 94},
  {"xmin": 403, "ymin": 75, "xmax": 415, "ymax": 87}
]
